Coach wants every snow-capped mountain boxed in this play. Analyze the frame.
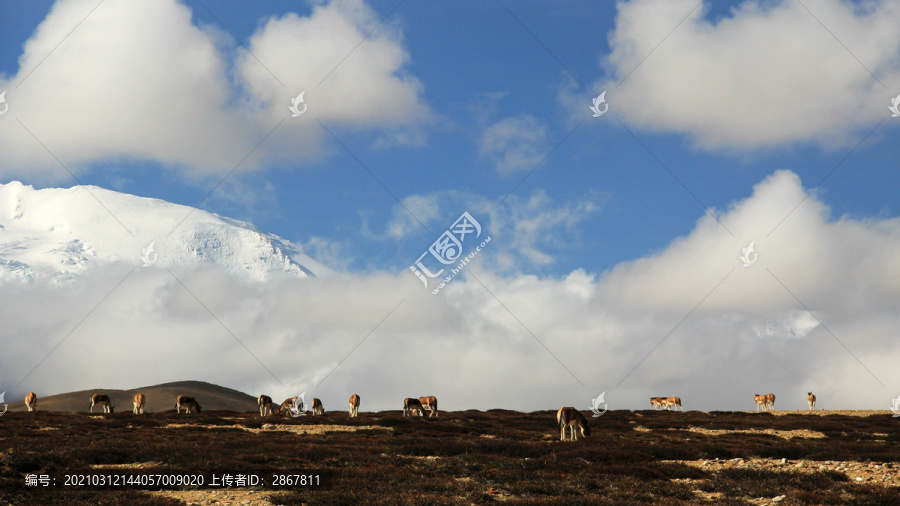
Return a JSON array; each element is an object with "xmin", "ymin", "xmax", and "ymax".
[{"xmin": 0, "ymin": 181, "xmax": 329, "ymax": 284}]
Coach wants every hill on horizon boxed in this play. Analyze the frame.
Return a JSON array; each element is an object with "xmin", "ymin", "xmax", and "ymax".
[{"xmin": 5, "ymin": 380, "xmax": 258, "ymax": 413}]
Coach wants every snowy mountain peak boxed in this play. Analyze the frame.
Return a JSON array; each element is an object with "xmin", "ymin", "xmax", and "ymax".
[{"xmin": 0, "ymin": 182, "xmax": 328, "ymax": 284}]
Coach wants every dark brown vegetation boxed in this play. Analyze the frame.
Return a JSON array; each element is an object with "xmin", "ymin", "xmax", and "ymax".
[{"xmin": 0, "ymin": 409, "xmax": 898, "ymax": 505}]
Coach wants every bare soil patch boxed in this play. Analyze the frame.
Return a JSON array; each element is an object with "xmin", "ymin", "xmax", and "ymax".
[
  {"xmin": 635, "ymin": 425, "xmax": 826, "ymax": 439},
  {"xmin": 763, "ymin": 409, "xmax": 892, "ymax": 417}
]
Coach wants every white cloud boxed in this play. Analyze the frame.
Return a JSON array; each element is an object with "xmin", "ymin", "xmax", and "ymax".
[
  {"xmin": 3, "ymin": 170, "xmax": 899, "ymax": 411},
  {"xmin": 479, "ymin": 114, "xmax": 550, "ymax": 172},
  {"xmin": 383, "ymin": 189, "xmax": 604, "ymax": 270},
  {"xmin": 485, "ymin": 190, "xmax": 603, "ymax": 269},
  {"xmin": 593, "ymin": 0, "xmax": 900, "ymax": 150},
  {"xmin": 0, "ymin": 0, "xmax": 429, "ymax": 180},
  {"xmin": 301, "ymin": 236, "xmax": 353, "ymax": 271},
  {"xmin": 239, "ymin": 0, "xmax": 427, "ymax": 125},
  {"xmin": 752, "ymin": 310, "xmax": 821, "ymax": 339},
  {"xmin": 237, "ymin": 0, "xmax": 429, "ymax": 162},
  {"xmin": 384, "ymin": 194, "xmax": 442, "ymax": 239}
]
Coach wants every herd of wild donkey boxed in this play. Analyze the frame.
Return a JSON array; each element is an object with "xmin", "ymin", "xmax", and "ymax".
[{"xmin": 15, "ymin": 390, "xmax": 817, "ymax": 442}]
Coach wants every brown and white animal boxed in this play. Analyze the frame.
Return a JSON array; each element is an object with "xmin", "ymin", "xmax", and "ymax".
[
  {"xmin": 765, "ymin": 393, "xmax": 776, "ymax": 411},
  {"xmin": 349, "ymin": 394, "xmax": 360, "ymax": 417},
  {"xmin": 557, "ymin": 407, "xmax": 591, "ymax": 441},
  {"xmin": 807, "ymin": 392, "xmax": 816, "ymax": 411},
  {"xmin": 277, "ymin": 396, "xmax": 299, "ymax": 416},
  {"xmin": 175, "ymin": 395, "xmax": 201, "ymax": 414},
  {"xmin": 754, "ymin": 394, "xmax": 767, "ymax": 411},
  {"xmin": 418, "ymin": 396, "xmax": 438, "ymax": 418},
  {"xmin": 25, "ymin": 392, "xmax": 37, "ymax": 412},
  {"xmin": 650, "ymin": 397, "xmax": 664, "ymax": 410},
  {"xmin": 663, "ymin": 397, "xmax": 683, "ymax": 411},
  {"xmin": 132, "ymin": 393, "xmax": 145, "ymax": 415},
  {"xmin": 403, "ymin": 397, "xmax": 424, "ymax": 417},
  {"xmin": 312, "ymin": 398, "xmax": 324, "ymax": 416},
  {"xmin": 258, "ymin": 395, "xmax": 273, "ymax": 416},
  {"xmin": 90, "ymin": 394, "xmax": 115, "ymax": 413}
]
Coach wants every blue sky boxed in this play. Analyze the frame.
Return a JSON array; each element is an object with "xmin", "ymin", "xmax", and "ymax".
[
  {"xmin": 1, "ymin": 0, "xmax": 899, "ymax": 410},
  {"xmin": 0, "ymin": 0, "xmax": 896, "ymax": 276}
]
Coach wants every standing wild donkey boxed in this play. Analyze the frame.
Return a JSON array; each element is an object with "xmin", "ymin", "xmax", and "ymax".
[
  {"xmin": 349, "ymin": 394, "xmax": 360, "ymax": 417},
  {"xmin": 754, "ymin": 394, "xmax": 767, "ymax": 411},
  {"xmin": 25, "ymin": 392, "xmax": 37, "ymax": 412},
  {"xmin": 258, "ymin": 395, "xmax": 273, "ymax": 416}
]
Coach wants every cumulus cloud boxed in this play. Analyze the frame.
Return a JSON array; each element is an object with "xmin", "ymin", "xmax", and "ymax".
[
  {"xmin": 0, "ymin": 0, "xmax": 429, "ymax": 180},
  {"xmin": 236, "ymin": 0, "xmax": 429, "ymax": 163},
  {"xmin": 479, "ymin": 114, "xmax": 551, "ymax": 172},
  {"xmin": 593, "ymin": 0, "xmax": 900, "ymax": 150},
  {"xmin": 3, "ymin": 170, "xmax": 899, "ymax": 412},
  {"xmin": 239, "ymin": 0, "xmax": 427, "ymax": 127}
]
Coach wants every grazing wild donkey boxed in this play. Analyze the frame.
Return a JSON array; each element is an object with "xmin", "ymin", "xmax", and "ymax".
[
  {"xmin": 403, "ymin": 397, "xmax": 424, "ymax": 417},
  {"xmin": 418, "ymin": 396, "xmax": 438, "ymax": 417},
  {"xmin": 133, "ymin": 393, "xmax": 145, "ymax": 415},
  {"xmin": 277, "ymin": 396, "xmax": 299, "ymax": 416},
  {"xmin": 90, "ymin": 394, "xmax": 115, "ymax": 413},
  {"xmin": 175, "ymin": 395, "xmax": 201, "ymax": 414},
  {"xmin": 557, "ymin": 407, "xmax": 591, "ymax": 442}
]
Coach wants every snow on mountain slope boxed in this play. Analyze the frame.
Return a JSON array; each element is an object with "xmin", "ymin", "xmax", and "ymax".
[{"xmin": 0, "ymin": 181, "xmax": 329, "ymax": 284}]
